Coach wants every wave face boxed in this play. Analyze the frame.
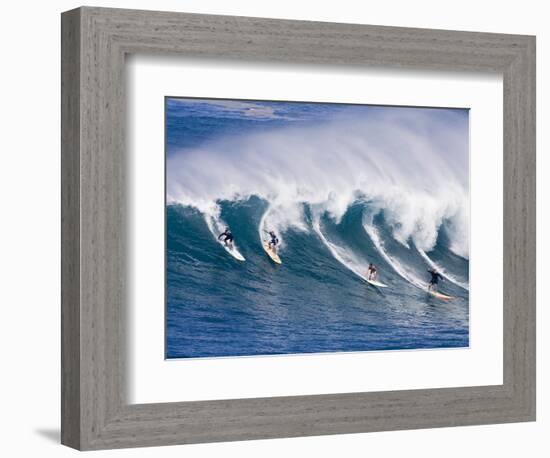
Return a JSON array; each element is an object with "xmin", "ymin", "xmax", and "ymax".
[
  {"xmin": 167, "ymin": 199, "xmax": 469, "ymax": 358},
  {"xmin": 166, "ymin": 99, "xmax": 469, "ymax": 358}
]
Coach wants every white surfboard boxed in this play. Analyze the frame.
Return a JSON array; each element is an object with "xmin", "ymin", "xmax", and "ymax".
[
  {"xmin": 366, "ymin": 278, "xmax": 388, "ymax": 288},
  {"xmin": 263, "ymin": 242, "xmax": 282, "ymax": 264},
  {"xmin": 219, "ymin": 241, "xmax": 245, "ymax": 261}
]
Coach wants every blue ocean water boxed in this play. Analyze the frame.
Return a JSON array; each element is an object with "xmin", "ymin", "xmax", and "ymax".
[{"xmin": 165, "ymin": 98, "xmax": 470, "ymax": 359}]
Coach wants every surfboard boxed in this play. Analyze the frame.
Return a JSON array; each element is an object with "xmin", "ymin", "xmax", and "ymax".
[
  {"xmin": 220, "ymin": 241, "xmax": 245, "ymax": 261},
  {"xmin": 366, "ymin": 279, "xmax": 388, "ymax": 288},
  {"xmin": 427, "ymin": 290, "xmax": 454, "ymax": 300},
  {"xmin": 263, "ymin": 242, "xmax": 282, "ymax": 264}
]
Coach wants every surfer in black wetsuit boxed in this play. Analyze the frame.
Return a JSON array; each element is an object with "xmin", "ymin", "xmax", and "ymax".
[
  {"xmin": 427, "ymin": 269, "xmax": 443, "ymax": 291},
  {"xmin": 367, "ymin": 263, "xmax": 378, "ymax": 281},
  {"xmin": 218, "ymin": 227, "xmax": 234, "ymax": 247},
  {"xmin": 267, "ymin": 231, "xmax": 279, "ymax": 252}
]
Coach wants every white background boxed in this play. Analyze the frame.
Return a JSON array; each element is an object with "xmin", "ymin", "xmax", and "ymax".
[
  {"xmin": 0, "ymin": 1, "xmax": 546, "ymax": 457},
  {"xmin": 129, "ymin": 58, "xmax": 503, "ymax": 403}
]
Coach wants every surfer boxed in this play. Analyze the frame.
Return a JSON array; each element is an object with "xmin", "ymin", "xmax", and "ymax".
[
  {"xmin": 367, "ymin": 263, "xmax": 378, "ymax": 281},
  {"xmin": 266, "ymin": 230, "xmax": 279, "ymax": 252},
  {"xmin": 218, "ymin": 227, "xmax": 234, "ymax": 247},
  {"xmin": 427, "ymin": 268, "xmax": 443, "ymax": 291}
]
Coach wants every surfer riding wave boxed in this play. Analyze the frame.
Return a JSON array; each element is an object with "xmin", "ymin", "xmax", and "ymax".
[
  {"xmin": 218, "ymin": 227, "xmax": 234, "ymax": 247},
  {"xmin": 427, "ymin": 268, "xmax": 444, "ymax": 292},
  {"xmin": 367, "ymin": 263, "xmax": 378, "ymax": 281},
  {"xmin": 265, "ymin": 230, "xmax": 279, "ymax": 253}
]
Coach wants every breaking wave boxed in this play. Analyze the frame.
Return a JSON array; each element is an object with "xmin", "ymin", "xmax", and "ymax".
[{"xmin": 167, "ymin": 108, "xmax": 469, "ymax": 275}]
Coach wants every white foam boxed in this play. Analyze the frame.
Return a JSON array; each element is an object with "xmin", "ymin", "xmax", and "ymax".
[{"xmin": 167, "ymin": 107, "xmax": 469, "ymax": 257}]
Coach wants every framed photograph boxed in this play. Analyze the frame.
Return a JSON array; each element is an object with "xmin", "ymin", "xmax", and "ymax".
[{"xmin": 61, "ymin": 6, "xmax": 535, "ymax": 450}]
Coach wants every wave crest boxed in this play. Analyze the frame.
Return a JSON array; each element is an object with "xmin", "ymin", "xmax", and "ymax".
[{"xmin": 167, "ymin": 108, "xmax": 469, "ymax": 257}]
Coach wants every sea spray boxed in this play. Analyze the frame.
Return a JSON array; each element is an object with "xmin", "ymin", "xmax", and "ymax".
[{"xmin": 167, "ymin": 108, "xmax": 469, "ymax": 259}]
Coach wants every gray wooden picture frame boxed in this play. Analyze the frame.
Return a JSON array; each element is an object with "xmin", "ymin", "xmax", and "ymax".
[{"xmin": 61, "ymin": 6, "xmax": 536, "ymax": 451}]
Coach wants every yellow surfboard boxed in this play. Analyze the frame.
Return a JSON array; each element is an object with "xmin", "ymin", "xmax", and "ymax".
[
  {"xmin": 263, "ymin": 242, "xmax": 282, "ymax": 264},
  {"xmin": 427, "ymin": 290, "xmax": 454, "ymax": 301}
]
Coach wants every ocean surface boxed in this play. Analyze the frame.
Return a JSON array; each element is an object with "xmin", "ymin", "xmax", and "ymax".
[{"xmin": 165, "ymin": 98, "xmax": 470, "ymax": 359}]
